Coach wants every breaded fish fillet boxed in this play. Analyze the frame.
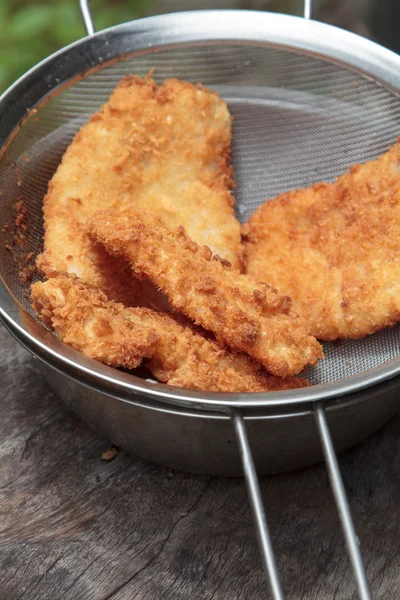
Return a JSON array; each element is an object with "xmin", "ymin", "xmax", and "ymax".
[
  {"xmin": 243, "ymin": 141, "xmax": 400, "ymax": 340},
  {"xmin": 37, "ymin": 75, "xmax": 241, "ymax": 307},
  {"xmin": 88, "ymin": 209, "xmax": 323, "ymax": 377},
  {"xmin": 31, "ymin": 274, "xmax": 308, "ymax": 393}
]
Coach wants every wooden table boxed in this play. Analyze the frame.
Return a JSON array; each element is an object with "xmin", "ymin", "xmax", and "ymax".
[{"xmin": 1, "ymin": 325, "xmax": 399, "ymax": 600}]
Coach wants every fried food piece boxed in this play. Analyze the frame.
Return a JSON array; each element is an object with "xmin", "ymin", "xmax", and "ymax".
[
  {"xmin": 37, "ymin": 75, "xmax": 241, "ymax": 307},
  {"xmin": 31, "ymin": 274, "xmax": 308, "ymax": 393},
  {"xmin": 88, "ymin": 209, "xmax": 323, "ymax": 377},
  {"xmin": 243, "ymin": 141, "xmax": 400, "ymax": 340}
]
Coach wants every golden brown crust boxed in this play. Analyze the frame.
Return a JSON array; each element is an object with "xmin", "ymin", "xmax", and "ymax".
[
  {"xmin": 31, "ymin": 274, "xmax": 155, "ymax": 369},
  {"xmin": 88, "ymin": 210, "xmax": 323, "ymax": 377},
  {"xmin": 37, "ymin": 75, "xmax": 242, "ymax": 308},
  {"xmin": 244, "ymin": 141, "xmax": 400, "ymax": 340},
  {"xmin": 31, "ymin": 274, "xmax": 309, "ymax": 393}
]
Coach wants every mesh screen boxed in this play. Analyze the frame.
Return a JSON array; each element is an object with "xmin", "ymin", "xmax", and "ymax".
[{"xmin": 1, "ymin": 44, "xmax": 400, "ymax": 385}]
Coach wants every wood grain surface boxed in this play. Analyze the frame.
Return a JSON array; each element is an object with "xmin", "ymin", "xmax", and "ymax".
[{"xmin": 0, "ymin": 324, "xmax": 399, "ymax": 600}]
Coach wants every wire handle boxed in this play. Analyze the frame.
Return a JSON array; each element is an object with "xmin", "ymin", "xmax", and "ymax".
[
  {"xmin": 232, "ymin": 403, "xmax": 372, "ymax": 600},
  {"xmin": 79, "ymin": 0, "xmax": 312, "ymax": 36},
  {"xmin": 232, "ymin": 409, "xmax": 285, "ymax": 600},
  {"xmin": 304, "ymin": 0, "xmax": 313, "ymax": 19},
  {"xmin": 314, "ymin": 403, "xmax": 371, "ymax": 600},
  {"xmin": 80, "ymin": 0, "xmax": 95, "ymax": 35}
]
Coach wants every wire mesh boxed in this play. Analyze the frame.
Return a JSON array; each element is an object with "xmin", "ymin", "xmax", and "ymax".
[{"xmin": 1, "ymin": 44, "xmax": 400, "ymax": 384}]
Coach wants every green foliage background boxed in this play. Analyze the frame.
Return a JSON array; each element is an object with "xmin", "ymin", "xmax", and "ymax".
[{"xmin": 0, "ymin": 0, "xmax": 149, "ymax": 93}]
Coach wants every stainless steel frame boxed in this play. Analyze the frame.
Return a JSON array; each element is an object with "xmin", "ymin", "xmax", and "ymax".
[{"xmin": 2, "ymin": 0, "xmax": 400, "ymax": 597}]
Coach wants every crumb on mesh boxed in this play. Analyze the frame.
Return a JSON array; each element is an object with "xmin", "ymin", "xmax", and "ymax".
[{"xmin": 19, "ymin": 264, "xmax": 36, "ymax": 283}]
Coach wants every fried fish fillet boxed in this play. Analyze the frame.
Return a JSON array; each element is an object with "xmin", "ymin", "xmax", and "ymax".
[
  {"xmin": 31, "ymin": 274, "xmax": 308, "ymax": 393},
  {"xmin": 37, "ymin": 75, "xmax": 241, "ymax": 308},
  {"xmin": 243, "ymin": 141, "xmax": 400, "ymax": 340},
  {"xmin": 88, "ymin": 209, "xmax": 323, "ymax": 377}
]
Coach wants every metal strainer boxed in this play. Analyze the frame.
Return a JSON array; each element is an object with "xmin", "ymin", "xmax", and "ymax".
[{"xmin": 1, "ymin": 1, "xmax": 400, "ymax": 598}]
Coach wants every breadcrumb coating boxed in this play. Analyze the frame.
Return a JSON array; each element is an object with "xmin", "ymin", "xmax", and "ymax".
[
  {"xmin": 88, "ymin": 209, "xmax": 323, "ymax": 377},
  {"xmin": 37, "ymin": 75, "xmax": 241, "ymax": 309},
  {"xmin": 31, "ymin": 274, "xmax": 309, "ymax": 393},
  {"xmin": 244, "ymin": 140, "xmax": 400, "ymax": 340}
]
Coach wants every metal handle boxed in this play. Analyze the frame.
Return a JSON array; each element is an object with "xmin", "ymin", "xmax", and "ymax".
[
  {"xmin": 79, "ymin": 0, "xmax": 313, "ymax": 36},
  {"xmin": 80, "ymin": 0, "xmax": 95, "ymax": 36},
  {"xmin": 233, "ymin": 402, "xmax": 372, "ymax": 600},
  {"xmin": 303, "ymin": 0, "xmax": 313, "ymax": 20},
  {"xmin": 314, "ymin": 403, "xmax": 371, "ymax": 600},
  {"xmin": 232, "ymin": 409, "xmax": 285, "ymax": 600}
]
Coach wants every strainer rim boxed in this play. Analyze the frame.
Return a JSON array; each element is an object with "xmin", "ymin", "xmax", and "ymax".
[
  {"xmin": 2, "ymin": 9, "xmax": 400, "ymax": 411},
  {"xmin": 2, "ymin": 296, "xmax": 400, "ymax": 413},
  {"xmin": 3, "ymin": 10, "xmax": 400, "ymax": 144}
]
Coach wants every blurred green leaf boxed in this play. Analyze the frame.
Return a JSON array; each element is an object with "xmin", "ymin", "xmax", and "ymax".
[
  {"xmin": 52, "ymin": 3, "xmax": 85, "ymax": 45},
  {"xmin": 10, "ymin": 5, "xmax": 53, "ymax": 38},
  {"xmin": 0, "ymin": 63, "xmax": 9, "ymax": 91},
  {"xmin": 0, "ymin": 2, "xmax": 8, "ymax": 22},
  {"xmin": 0, "ymin": 0, "xmax": 152, "ymax": 93}
]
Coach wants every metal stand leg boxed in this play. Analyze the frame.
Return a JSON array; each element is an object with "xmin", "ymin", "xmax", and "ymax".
[
  {"xmin": 314, "ymin": 403, "xmax": 371, "ymax": 600},
  {"xmin": 232, "ymin": 409, "xmax": 285, "ymax": 600},
  {"xmin": 303, "ymin": 0, "xmax": 313, "ymax": 20},
  {"xmin": 79, "ymin": 0, "xmax": 95, "ymax": 36}
]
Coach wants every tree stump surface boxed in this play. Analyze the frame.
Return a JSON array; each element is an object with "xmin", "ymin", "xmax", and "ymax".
[{"xmin": 1, "ymin": 325, "xmax": 399, "ymax": 599}]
